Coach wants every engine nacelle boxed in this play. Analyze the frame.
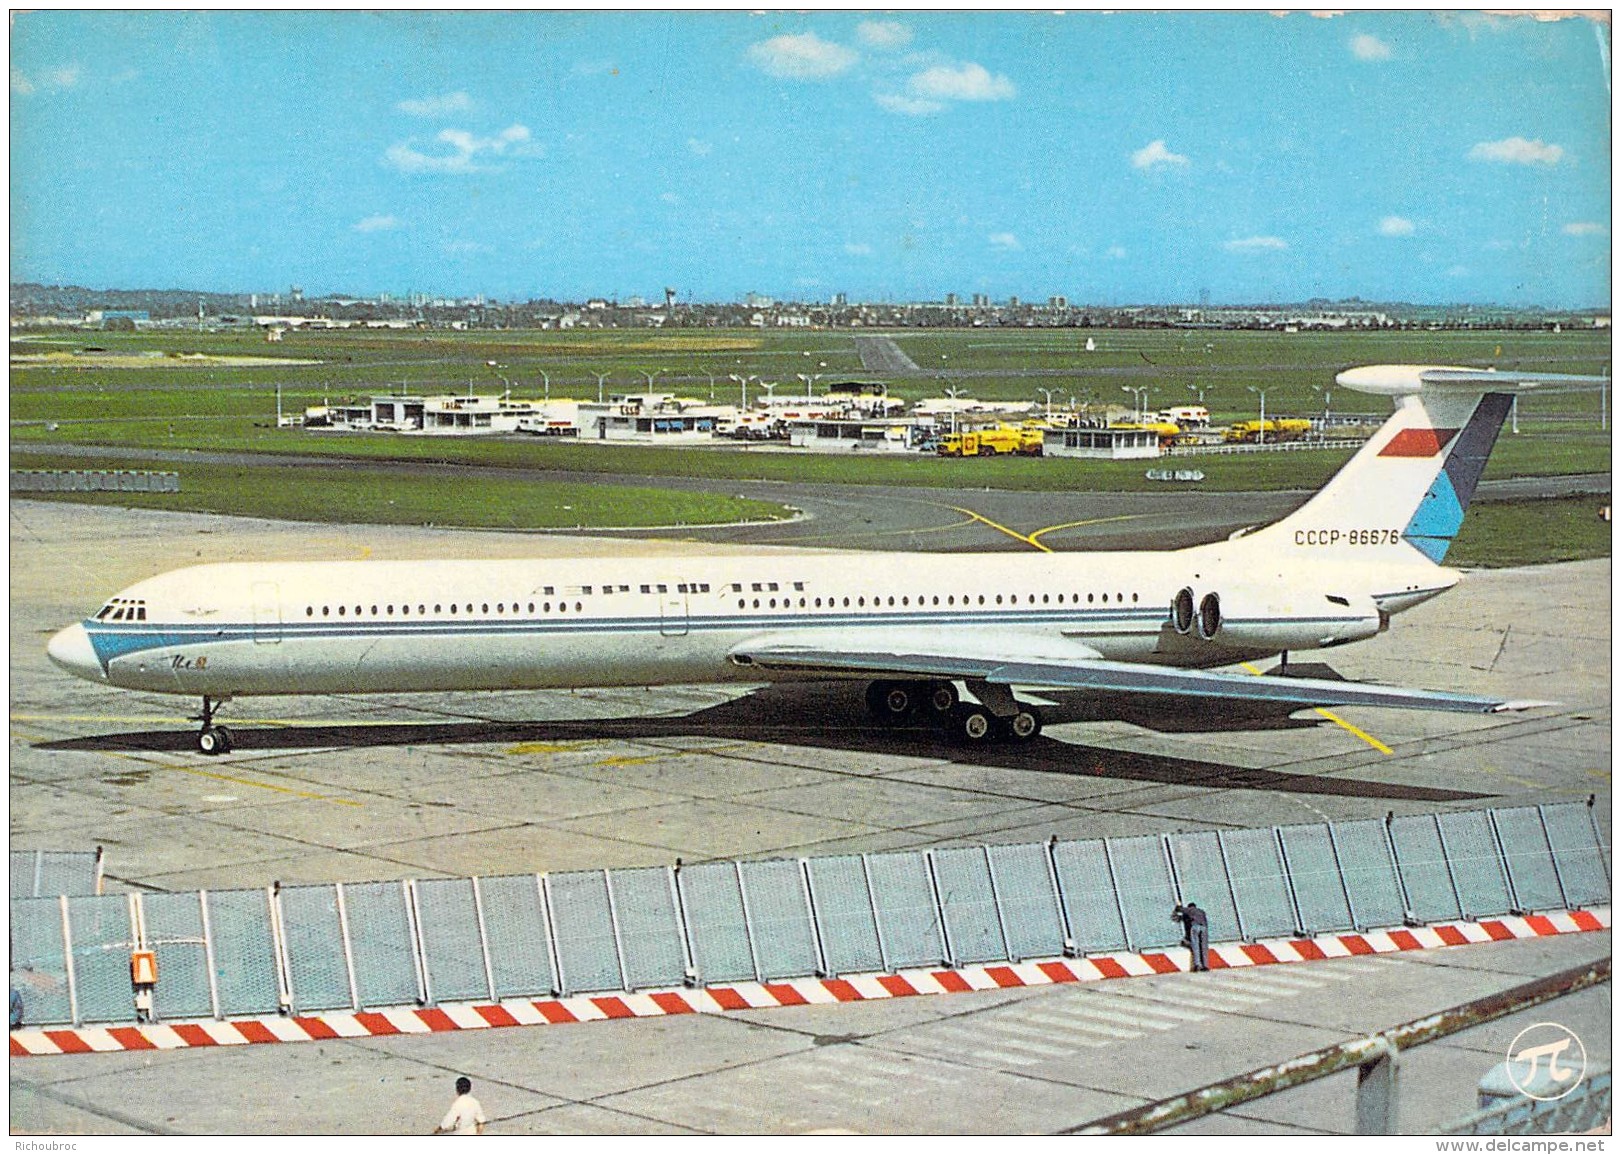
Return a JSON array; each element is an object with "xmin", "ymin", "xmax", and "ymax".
[{"xmin": 1169, "ymin": 586, "xmax": 1386, "ymax": 652}]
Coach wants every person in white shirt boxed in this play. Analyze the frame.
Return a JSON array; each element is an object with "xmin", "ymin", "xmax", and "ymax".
[{"xmin": 434, "ymin": 1076, "xmax": 487, "ymax": 1135}]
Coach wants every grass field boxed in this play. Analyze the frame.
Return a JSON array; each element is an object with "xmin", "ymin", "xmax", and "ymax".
[
  {"xmin": 1447, "ymin": 495, "xmax": 1612, "ymax": 568},
  {"xmin": 9, "ymin": 454, "xmax": 791, "ymax": 530},
  {"xmin": 10, "ymin": 326, "xmax": 1610, "ymax": 559}
]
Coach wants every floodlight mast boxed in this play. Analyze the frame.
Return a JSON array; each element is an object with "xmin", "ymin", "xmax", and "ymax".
[{"xmin": 1247, "ymin": 385, "xmax": 1267, "ymax": 445}]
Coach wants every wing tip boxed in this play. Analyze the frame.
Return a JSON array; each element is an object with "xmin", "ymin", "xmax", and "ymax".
[{"xmin": 1487, "ymin": 699, "xmax": 1559, "ymax": 714}]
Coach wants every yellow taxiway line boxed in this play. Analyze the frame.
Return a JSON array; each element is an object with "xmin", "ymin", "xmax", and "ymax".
[{"xmin": 1239, "ymin": 663, "xmax": 1393, "ymax": 755}]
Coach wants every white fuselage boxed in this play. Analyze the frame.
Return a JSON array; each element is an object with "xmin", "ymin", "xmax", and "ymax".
[{"xmin": 50, "ymin": 538, "xmax": 1454, "ymax": 699}]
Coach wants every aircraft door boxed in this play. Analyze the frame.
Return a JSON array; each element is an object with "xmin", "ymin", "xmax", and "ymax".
[
  {"xmin": 252, "ymin": 581, "xmax": 282, "ymax": 644},
  {"xmin": 660, "ymin": 583, "xmax": 689, "ymax": 637}
]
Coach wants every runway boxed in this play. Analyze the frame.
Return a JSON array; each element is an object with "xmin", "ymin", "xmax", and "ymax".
[{"xmin": 8, "ymin": 497, "xmax": 1611, "ymax": 1134}]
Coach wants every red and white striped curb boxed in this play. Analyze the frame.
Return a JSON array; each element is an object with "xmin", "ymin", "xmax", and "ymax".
[{"xmin": 12, "ymin": 906, "xmax": 1608, "ymax": 1057}]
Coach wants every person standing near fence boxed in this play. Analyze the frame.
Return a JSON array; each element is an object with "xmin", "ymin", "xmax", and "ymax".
[
  {"xmin": 434, "ymin": 1076, "xmax": 486, "ymax": 1135},
  {"xmin": 1174, "ymin": 902, "xmax": 1209, "ymax": 972}
]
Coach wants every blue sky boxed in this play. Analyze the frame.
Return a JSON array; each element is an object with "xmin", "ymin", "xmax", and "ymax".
[{"xmin": 9, "ymin": 10, "xmax": 1612, "ymax": 307}]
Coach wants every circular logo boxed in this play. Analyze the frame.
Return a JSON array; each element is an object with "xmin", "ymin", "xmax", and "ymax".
[{"xmin": 1505, "ymin": 1022, "xmax": 1587, "ymax": 1101}]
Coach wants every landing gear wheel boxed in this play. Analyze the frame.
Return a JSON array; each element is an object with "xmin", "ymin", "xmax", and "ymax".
[
  {"xmin": 951, "ymin": 704, "xmax": 994, "ymax": 744},
  {"xmin": 865, "ymin": 680, "xmax": 918, "ymax": 723},
  {"xmin": 197, "ymin": 726, "xmax": 231, "ymax": 756},
  {"xmin": 1006, "ymin": 709, "xmax": 1042, "ymax": 742},
  {"xmin": 926, "ymin": 681, "xmax": 958, "ymax": 716}
]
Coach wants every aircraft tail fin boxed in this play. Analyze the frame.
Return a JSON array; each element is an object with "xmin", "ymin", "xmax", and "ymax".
[{"xmin": 1251, "ymin": 365, "xmax": 1606, "ymax": 565}]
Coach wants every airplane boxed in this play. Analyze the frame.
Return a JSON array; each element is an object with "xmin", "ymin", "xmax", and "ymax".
[{"xmin": 47, "ymin": 364, "xmax": 1604, "ymax": 756}]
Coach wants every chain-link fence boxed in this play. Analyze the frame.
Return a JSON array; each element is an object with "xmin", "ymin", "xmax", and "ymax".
[
  {"xmin": 10, "ymin": 801, "xmax": 1609, "ymax": 1028},
  {"xmin": 11, "ymin": 470, "xmax": 180, "ymax": 493}
]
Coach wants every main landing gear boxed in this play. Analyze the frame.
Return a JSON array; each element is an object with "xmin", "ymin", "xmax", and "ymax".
[
  {"xmin": 864, "ymin": 679, "xmax": 1043, "ymax": 745},
  {"xmin": 193, "ymin": 696, "xmax": 234, "ymax": 756}
]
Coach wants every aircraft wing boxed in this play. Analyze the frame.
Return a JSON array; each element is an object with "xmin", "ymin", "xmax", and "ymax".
[{"xmin": 730, "ymin": 632, "xmax": 1549, "ymax": 715}]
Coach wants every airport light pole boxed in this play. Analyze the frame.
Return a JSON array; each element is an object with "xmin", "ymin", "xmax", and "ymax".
[
  {"xmin": 593, "ymin": 371, "xmax": 610, "ymax": 403},
  {"xmin": 537, "ymin": 370, "xmax": 550, "ymax": 401},
  {"xmin": 729, "ymin": 373, "xmax": 747, "ymax": 408},
  {"xmin": 1038, "ymin": 387, "xmax": 1059, "ymax": 417},
  {"xmin": 1247, "ymin": 386, "xmax": 1267, "ymax": 445},
  {"xmin": 486, "ymin": 360, "xmax": 513, "ymax": 399},
  {"xmin": 1312, "ymin": 383, "xmax": 1331, "ymax": 430}
]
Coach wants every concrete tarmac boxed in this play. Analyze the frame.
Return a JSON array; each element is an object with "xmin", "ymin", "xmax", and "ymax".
[{"xmin": 8, "ymin": 498, "xmax": 1611, "ymax": 1135}]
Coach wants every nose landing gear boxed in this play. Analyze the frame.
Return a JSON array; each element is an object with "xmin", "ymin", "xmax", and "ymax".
[{"xmin": 193, "ymin": 696, "xmax": 234, "ymax": 755}]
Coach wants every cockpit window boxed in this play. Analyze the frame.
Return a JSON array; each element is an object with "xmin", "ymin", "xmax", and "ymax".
[{"xmin": 92, "ymin": 598, "xmax": 146, "ymax": 623}]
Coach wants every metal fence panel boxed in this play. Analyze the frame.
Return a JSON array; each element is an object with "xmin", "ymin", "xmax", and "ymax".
[
  {"xmin": 547, "ymin": 871, "xmax": 624, "ymax": 995},
  {"xmin": 1165, "ymin": 832, "xmax": 1239, "ymax": 943},
  {"xmin": 1330, "ymin": 820, "xmax": 1407, "ymax": 930},
  {"xmin": 986, "ymin": 842, "xmax": 1067, "ymax": 961},
  {"xmin": 10, "ymin": 897, "xmax": 73, "ymax": 1026},
  {"xmin": 140, "ymin": 892, "xmax": 214, "ymax": 1020},
  {"xmin": 204, "ymin": 889, "xmax": 282, "ymax": 1017},
  {"xmin": 680, "ymin": 863, "xmax": 756, "ymax": 983},
  {"xmin": 805, "ymin": 855, "xmax": 883, "ymax": 975},
  {"xmin": 1436, "ymin": 811, "xmax": 1514, "ymax": 920},
  {"xmin": 478, "ymin": 875, "xmax": 555, "ymax": 1000},
  {"xmin": 930, "ymin": 847, "xmax": 1006, "ymax": 966},
  {"xmin": 1106, "ymin": 835, "xmax": 1180, "ymax": 950},
  {"xmin": 1488, "ymin": 807, "xmax": 1566, "ymax": 912},
  {"xmin": 1540, "ymin": 803, "xmax": 1610, "ymax": 907},
  {"xmin": 342, "ymin": 882, "xmax": 420, "ymax": 1009},
  {"xmin": 1052, "ymin": 839, "xmax": 1128, "ymax": 954},
  {"xmin": 1389, "ymin": 814, "xmax": 1462, "ymax": 923},
  {"xmin": 278, "ymin": 884, "xmax": 354, "ymax": 1013},
  {"xmin": 866, "ymin": 851, "xmax": 946, "ymax": 969},
  {"xmin": 1277, "ymin": 823, "xmax": 1353, "ymax": 935},
  {"xmin": 739, "ymin": 859, "xmax": 820, "ymax": 979},
  {"xmin": 9, "ymin": 850, "xmax": 101, "ymax": 897},
  {"xmin": 414, "ymin": 878, "xmax": 489, "ymax": 1004},
  {"xmin": 1218, "ymin": 828, "xmax": 1297, "ymax": 940},
  {"xmin": 607, "ymin": 867, "xmax": 687, "ymax": 990},
  {"xmin": 66, "ymin": 894, "xmax": 135, "ymax": 1024}
]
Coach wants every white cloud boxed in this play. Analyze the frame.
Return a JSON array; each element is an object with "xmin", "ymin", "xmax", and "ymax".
[
  {"xmin": 1563, "ymin": 221, "xmax": 1608, "ymax": 236},
  {"xmin": 858, "ymin": 21, "xmax": 913, "ymax": 50},
  {"xmin": 875, "ymin": 91, "xmax": 944, "ymax": 116},
  {"xmin": 747, "ymin": 33, "xmax": 858, "ymax": 80},
  {"xmin": 687, "ymin": 138, "xmax": 713, "ymax": 157},
  {"xmin": 353, "ymin": 215, "xmax": 401, "ymax": 233},
  {"xmin": 1351, "ymin": 33, "xmax": 1392, "ymax": 60},
  {"xmin": 1469, "ymin": 136, "xmax": 1565, "ymax": 165},
  {"xmin": 385, "ymin": 124, "xmax": 539, "ymax": 174},
  {"xmin": 12, "ymin": 63, "xmax": 81, "ymax": 94},
  {"xmin": 844, "ymin": 242, "xmax": 874, "ymax": 256},
  {"xmin": 1106, "ymin": 246, "xmax": 1128, "ymax": 260},
  {"xmin": 443, "ymin": 240, "xmax": 493, "ymax": 256},
  {"xmin": 908, "ymin": 61, "xmax": 1016, "ymax": 103},
  {"xmin": 1224, "ymin": 236, "xmax": 1289, "ymax": 253},
  {"xmin": 660, "ymin": 192, "xmax": 680, "ymax": 205},
  {"xmin": 397, "ymin": 91, "xmax": 474, "ymax": 117},
  {"xmin": 988, "ymin": 232, "xmax": 1021, "ymax": 251},
  {"xmin": 1132, "ymin": 139, "xmax": 1190, "ymax": 170},
  {"xmin": 1378, "ymin": 215, "xmax": 1416, "ymax": 237}
]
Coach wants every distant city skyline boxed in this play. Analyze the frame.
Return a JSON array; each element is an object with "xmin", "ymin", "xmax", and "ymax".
[{"xmin": 10, "ymin": 10, "xmax": 1613, "ymax": 309}]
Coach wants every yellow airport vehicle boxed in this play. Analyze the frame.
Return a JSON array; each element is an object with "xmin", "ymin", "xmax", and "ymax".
[
  {"xmin": 1222, "ymin": 418, "xmax": 1313, "ymax": 443},
  {"xmin": 936, "ymin": 424, "xmax": 1044, "ymax": 457}
]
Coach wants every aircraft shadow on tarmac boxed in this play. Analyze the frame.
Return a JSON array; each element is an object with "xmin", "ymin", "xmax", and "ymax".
[{"xmin": 39, "ymin": 679, "xmax": 1491, "ymax": 803}]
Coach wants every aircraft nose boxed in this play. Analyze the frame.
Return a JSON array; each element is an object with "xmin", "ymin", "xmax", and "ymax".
[{"xmin": 47, "ymin": 623, "xmax": 105, "ymax": 682}]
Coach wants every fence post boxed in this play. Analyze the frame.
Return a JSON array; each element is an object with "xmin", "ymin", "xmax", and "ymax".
[
  {"xmin": 799, "ymin": 858, "xmax": 831, "ymax": 978},
  {"xmin": 197, "ymin": 890, "xmax": 222, "ymax": 1020},
  {"xmin": 1215, "ymin": 834, "xmax": 1248, "ymax": 941},
  {"xmin": 268, "ymin": 883, "xmax": 295, "ymax": 1014},
  {"xmin": 469, "ymin": 877, "xmax": 498, "ymax": 1003},
  {"xmin": 1324, "ymin": 824, "xmax": 1359, "ymax": 930},
  {"xmin": 59, "ymin": 895, "xmax": 80, "ymax": 1027},
  {"xmin": 1484, "ymin": 810, "xmax": 1526, "ymax": 916},
  {"xmin": 923, "ymin": 851, "xmax": 954, "ymax": 967},
  {"xmin": 980, "ymin": 846, "xmax": 1015, "ymax": 962},
  {"xmin": 666, "ymin": 865, "xmax": 698, "ymax": 987},
  {"xmin": 1383, "ymin": 813, "xmax": 1418, "ymax": 924},
  {"xmin": 600, "ymin": 871, "xmax": 630, "ymax": 992},
  {"xmin": 538, "ymin": 874, "xmax": 566, "ymax": 997},
  {"xmin": 1275, "ymin": 828, "xmax": 1308, "ymax": 936},
  {"xmin": 332, "ymin": 883, "xmax": 361, "ymax": 1011},
  {"xmin": 733, "ymin": 863, "xmax": 765, "ymax": 982},
  {"xmin": 859, "ymin": 855, "xmax": 891, "ymax": 973},
  {"xmin": 1043, "ymin": 837, "xmax": 1078, "ymax": 957},
  {"xmin": 1099, "ymin": 840, "xmax": 1132, "ymax": 949},
  {"xmin": 1355, "ymin": 1040, "xmax": 1400, "ymax": 1134},
  {"xmin": 403, "ymin": 880, "xmax": 430, "ymax": 1007}
]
